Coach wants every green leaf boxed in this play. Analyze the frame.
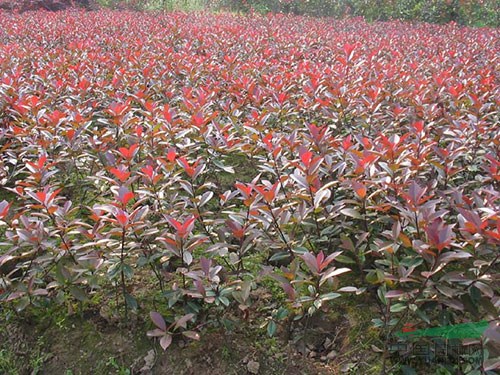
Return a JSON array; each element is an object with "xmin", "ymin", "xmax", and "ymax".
[
  {"xmin": 164, "ymin": 290, "xmax": 181, "ymax": 308},
  {"xmin": 320, "ymin": 225, "xmax": 338, "ymax": 236},
  {"xmin": 307, "ymin": 305, "xmax": 317, "ymax": 316},
  {"xmin": 319, "ymin": 292, "xmax": 341, "ymax": 302},
  {"xmin": 125, "ymin": 293, "xmax": 138, "ymax": 311},
  {"xmin": 292, "ymin": 247, "xmax": 308, "ymax": 255},
  {"xmin": 69, "ymin": 286, "xmax": 88, "ymax": 302},
  {"xmin": 269, "ymin": 251, "xmax": 290, "ymax": 262},
  {"xmin": 55, "ymin": 264, "xmax": 70, "ymax": 283},
  {"xmin": 340, "ymin": 208, "xmax": 361, "ymax": 219},
  {"xmin": 400, "ymin": 257, "xmax": 423, "ymax": 268},
  {"xmin": 187, "ymin": 301, "xmax": 201, "ymax": 314},
  {"xmin": 313, "ymin": 299, "xmax": 322, "ymax": 310},
  {"xmin": 334, "ymin": 255, "xmax": 356, "ymax": 264},
  {"xmin": 15, "ymin": 296, "xmax": 30, "ymax": 312},
  {"xmin": 137, "ymin": 256, "xmax": 148, "ymax": 267},
  {"xmin": 366, "ymin": 269, "xmax": 385, "ymax": 284},
  {"xmin": 480, "ymin": 297, "xmax": 498, "ymax": 317},
  {"xmin": 55, "ymin": 290, "xmax": 66, "ymax": 305},
  {"xmin": 416, "ymin": 309, "xmax": 431, "ymax": 324},
  {"xmin": 377, "ymin": 286, "xmax": 387, "ymax": 305},
  {"xmin": 275, "ymin": 307, "xmax": 289, "ymax": 320},
  {"xmin": 461, "ymin": 294, "xmax": 479, "ymax": 316},
  {"xmin": 213, "ymin": 160, "xmax": 235, "ymax": 173},
  {"xmin": 267, "ymin": 320, "xmax": 277, "ymax": 337},
  {"xmin": 122, "ymin": 264, "xmax": 134, "ymax": 279},
  {"xmin": 297, "ymin": 296, "xmax": 313, "ymax": 303},
  {"xmin": 107, "ymin": 262, "xmax": 120, "ymax": 279},
  {"xmin": 221, "ymin": 318, "xmax": 235, "ymax": 331},
  {"xmin": 390, "ymin": 303, "xmax": 407, "ymax": 313},
  {"xmin": 320, "ymin": 267, "xmax": 350, "ymax": 285},
  {"xmin": 401, "ymin": 365, "xmax": 417, "ymax": 375},
  {"xmin": 470, "ymin": 285, "xmax": 481, "ymax": 304}
]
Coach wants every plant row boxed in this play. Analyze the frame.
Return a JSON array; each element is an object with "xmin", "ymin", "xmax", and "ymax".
[{"xmin": 0, "ymin": 10, "xmax": 498, "ymax": 371}]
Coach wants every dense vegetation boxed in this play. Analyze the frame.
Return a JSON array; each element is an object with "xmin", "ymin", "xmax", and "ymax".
[
  {"xmin": 0, "ymin": 8, "xmax": 499, "ymax": 375},
  {"xmin": 2, "ymin": 0, "xmax": 498, "ymax": 26},
  {"xmin": 96, "ymin": 0, "xmax": 500, "ymax": 27}
]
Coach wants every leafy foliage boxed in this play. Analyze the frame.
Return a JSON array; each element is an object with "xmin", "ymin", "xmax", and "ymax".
[
  {"xmin": 0, "ymin": 9, "xmax": 498, "ymax": 372},
  {"xmin": 103, "ymin": 0, "xmax": 500, "ymax": 27}
]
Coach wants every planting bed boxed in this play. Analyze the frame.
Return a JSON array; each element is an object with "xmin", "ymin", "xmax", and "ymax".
[{"xmin": 0, "ymin": 10, "xmax": 499, "ymax": 374}]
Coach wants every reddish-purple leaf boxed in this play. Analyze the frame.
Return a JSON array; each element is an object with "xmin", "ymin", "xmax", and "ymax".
[
  {"xmin": 160, "ymin": 334, "xmax": 173, "ymax": 351},
  {"xmin": 150, "ymin": 311, "xmax": 166, "ymax": 331}
]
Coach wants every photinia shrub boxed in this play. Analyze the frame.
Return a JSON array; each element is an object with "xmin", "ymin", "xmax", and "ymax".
[{"xmin": 0, "ymin": 10, "xmax": 498, "ymax": 372}]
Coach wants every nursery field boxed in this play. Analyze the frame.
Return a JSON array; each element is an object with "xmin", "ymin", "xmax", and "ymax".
[{"xmin": 0, "ymin": 10, "xmax": 499, "ymax": 374}]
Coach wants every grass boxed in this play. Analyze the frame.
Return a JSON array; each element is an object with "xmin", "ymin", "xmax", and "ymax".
[
  {"xmin": 96, "ymin": 0, "xmax": 210, "ymax": 11},
  {"xmin": 0, "ymin": 324, "xmax": 50, "ymax": 375},
  {"xmin": 0, "ymin": 348, "xmax": 19, "ymax": 375},
  {"xmin": 0, "ymin": 289, "xmax": 386, "ymax": 374}
]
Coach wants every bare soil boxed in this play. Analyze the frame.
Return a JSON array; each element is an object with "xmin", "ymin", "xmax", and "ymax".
[{"xmin": 0, "ymin": 299, "xmax": 381, "ymax": 375}]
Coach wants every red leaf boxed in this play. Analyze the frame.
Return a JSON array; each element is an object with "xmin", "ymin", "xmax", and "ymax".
[
  {"xmin": 301, "ymin": 252, "xmax": 319, "ymax": 274},
  {"xmin": 182, "ymin": 331, "xmax": 200, "ymax": 341},
  {"xmin": 35, "ymin": 191, "xmax": 47, "ymax": 204},
  {"xmin": 159, "ymin": 334, "xmax": 172, "ymax": 351},
  {"xmin": 342, "ymin": 135, "xmax": 353, "ymax": 150},
  {"xmin": 115, "ymin": 209, "xmax": 129, "ymax": 227},
  {"xmin": 174, "ymin": 313, "xmax": 194, "ymax": 330},
  {"xmin": 167, "ymin": 215, "xmax": 196, "ymax": 239},
  {"xmin": 425, "ymin": 218, "xmax": 455, "ymax": 252},
  {"xmin": 116, "ymin": 186, "xmax": 134, "ymax": 206},
  {"xmin": 351, "ymin": 181, "xmax": 367, "ymax": 200},
  {"xmin": 109, "ymin": 167, "xmax": 131, "ymax": 182},
  {"xmin": 163, "ymin": 104, "xmax": 173, "ymax": 122},
  {"xmin": 300, "ymin": 150, "xmax": 313, "ymax": 168},
  {"xmin": 108, "ymin": 102, "xmax": 129, "ymax": 117},
  {"xmin": 235, "ymin": 182, "xmax": 252, "ymax": 198},
  {"xmin": 118, "ymin": 144, "xmax": 138, "ymax": 160},
  {"xmin": 343, "ymin": 43, "xmax": 356, "ymax": 59},
  {"xmin": 254, "ymin": 182, "xmax": 279, "ymax": 204},
  {"xmin": 0, "ymin": 200, "xmax": 10, "ymax": 219},
  {"xmin": 177, "ymin": 157, "xmax": 197, "ymax": 177},
  {"xmin": 167, "ymin": 148, "xmax": 177, "ymax": 163},
  {"xmin": 412, "ymin": 120, "xmax": 424, "ymax": 133},
  {"xmin": 150, "ymin": 311, "xmax": 166, "ymax": 331},
  {"xmin": 141, "ymin": 165, "xmax": 154, "ymax": 180}
]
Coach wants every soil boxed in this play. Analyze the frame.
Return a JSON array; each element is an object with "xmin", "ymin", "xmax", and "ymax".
[{"xmin": 0, "ymin": 298, "xmax": 381, "ymax": 375}]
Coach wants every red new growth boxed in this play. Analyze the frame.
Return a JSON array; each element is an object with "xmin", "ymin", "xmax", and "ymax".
[
  {"xmin": 118, "ymin": 144, "xmax": 139, "ymax": 160},
  {"xmin": 167, "ymin": 216, "xmax": 196, "ymax": 239}
]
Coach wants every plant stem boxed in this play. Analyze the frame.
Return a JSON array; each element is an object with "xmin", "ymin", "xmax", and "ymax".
[{"xmin": 120, "ymin": 227, "xmax": 128, "ymax": 319}]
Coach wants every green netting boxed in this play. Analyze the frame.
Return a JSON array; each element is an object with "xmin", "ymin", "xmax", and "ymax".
[{"xmin": 397, "ymin": 321, "xmax": 489, "ymax": 339}]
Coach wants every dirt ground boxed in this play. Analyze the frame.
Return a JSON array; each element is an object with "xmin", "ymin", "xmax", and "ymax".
[{"xmin": 0, "ymin": 297, "xmax": 382, "ymax": 375}]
